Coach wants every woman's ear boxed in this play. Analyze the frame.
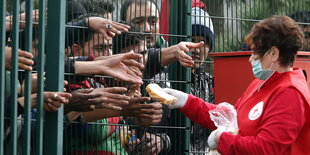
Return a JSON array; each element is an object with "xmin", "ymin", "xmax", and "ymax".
[{"xmin": 270, "ymin": 46, "xmax": 280, "ymax": 62}]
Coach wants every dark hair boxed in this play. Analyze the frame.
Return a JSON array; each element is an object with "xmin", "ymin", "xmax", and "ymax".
[
  {"xmin": 79, "ymin": 0, "xmax": 115, "ymax": 14},
  {"xmin": 290, "ymin": 11, "xmax": 310, "ymax": 25},
  {"xmin": 66, "ymin": 0, "xmax": 87, "ymax": 22},
  {"xmin": 94, "ymin": 1, "xmax": 115, "ymax": 15},
  {"xmin": 112, "ymin": 21, "xmax": 145, "ymax": 54},
  {"xmin": 120, "ymin": 0, "xmax": 158, "ymax": 21},
  {"xmin": 245, "ymin": 15, "xmax": 304, "ymax": 67},
  {"xmin": 104, "ymin": 2, "xmax": 115, "ymax": 13}
]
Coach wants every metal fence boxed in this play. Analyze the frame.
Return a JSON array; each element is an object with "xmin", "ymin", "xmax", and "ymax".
[{"xmin": 1, "ymin": 0, "xmax": 310, "ymax": 155}]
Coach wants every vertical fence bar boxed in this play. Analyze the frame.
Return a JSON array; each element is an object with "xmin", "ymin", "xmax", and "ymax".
[
  {"xmin": 0, "ymin": 0, "xmax": 6, "ymax": 153},
  {"xmin": 182, "ymin": 1, "xmax": 191, "ymax": 154},
  {"xmin": 22, "ymin": 0, "xmax": 33, "ymax": 154},
  {"xmin": 44, "ymin": 0, "xmax": 66, "ymax": 154},
  {"xmin": 10, "ymin": 0, "xmax": 20, "ymax": 154},
  {"xmin": 169, "ymin": 0, "xmax": 191, "ymax": 154},
  {"xmin": 36, "ymin": 0, "xmax": 47, "ymax": 154}
]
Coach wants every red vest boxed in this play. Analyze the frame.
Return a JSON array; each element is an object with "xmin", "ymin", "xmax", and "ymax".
[{"xmin": 236, "ymin": 68, "xmax": 310, "ymax": 154}]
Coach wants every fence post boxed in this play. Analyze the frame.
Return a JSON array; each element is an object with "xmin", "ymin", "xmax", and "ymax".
[
  {"xmin": 0, "ymin": 0, "xmax": 6, "ymax": 153},
  {"xmin": 44, "ymin": 0, "xmax": 66, "ymax": 154},
  {"xmin": 10, "ymin": 0, "xmax": 21, "ymax": 154},
  {"xmin": 22, "ymin": 0, "xmax": 33, "ymax": 154},
  {"xmin": 169, "ymin": 0, "xmax": 191, "ymax": 154},
  {"xmin": 36, "ymin": 0, "xmax": 47, "ymax": 154}
]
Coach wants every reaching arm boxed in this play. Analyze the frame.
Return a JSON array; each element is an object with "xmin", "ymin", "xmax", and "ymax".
[
  {"xmin": 74, "ymin": 52, "xmax": 144, "ymax": 84},
  {"xmin": 160, "ymin": 41, "xmax": 204, "ymax": 67},
  {"xmin": 81, "ymin": 97, "xmax": 162, "ymax": 124},
  {"xmin": 180, "ymin": 95, "xmax": 217, "ymax": 130}
]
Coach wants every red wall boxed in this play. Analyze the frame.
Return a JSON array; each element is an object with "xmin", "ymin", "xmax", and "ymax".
[{"xmin": 209, "ymin": 51, "xmax": 310, "ymax": 105}]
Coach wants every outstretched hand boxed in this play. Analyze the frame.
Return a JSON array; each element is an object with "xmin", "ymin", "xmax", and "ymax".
[
  {"xmin": 5, "ymin": 47, "xmax": 34, "ymax": 71},
  {"xmin": 43, "ymin": 92, "xmax": 72, "ymax": 112},
  {"xmin": 174, "ymin": 41, "xmax": 204, "ymax": 67},
  {"xmin": 17, "ymin": 92, "xmax": 71, "ymax": 112},
  {"xmin": 64, "ymin": 88, "xmax": 102, "ymax": 114},
  {"xmin": 19, "ymin": 9, "xmax": 40, "ymax": 29},
  {"xmin": 86, "ymin": 17, "xmax": 130, "ymax": 39},
  {"xmin": 140, "ymin": 133, "xmax": 165, "ymax": 155},
  {"xmin": 161, "ymin": 41, "xmax": 204, "ymax": 67},
  {"xmin": 94, "ymin": 51, "xmax": 144, "ymax": 84},
  {"xmin": 133, "ymin": 102, "xmax": 163, "ymax": 127},
  {"xmin": 89, "ymin": 87, "xmax": 131, "ymax": 111}
]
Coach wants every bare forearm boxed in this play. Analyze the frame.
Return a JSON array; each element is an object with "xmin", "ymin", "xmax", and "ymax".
[
  {"xmin": 17, "ymin": 94, "xmax": 37, "ymax": 108},
  {"xmin": 160, "ymin": 46, "xmax": 177, "ymax": 66},
  {"xmin": 74, "ymin": 61, "xmax": 101, "ymax": 75},
  {"xmin": 82, "ymin": 109, "xmax": 122, "ymax": 122}
]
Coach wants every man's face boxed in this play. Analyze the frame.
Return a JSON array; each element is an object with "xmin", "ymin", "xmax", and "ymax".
[
  {"xmin": 302, "ymin": 26, "xmax": 310, "ymax": 51},
  {"xmin": 82, "ymin": 33, "xmax": 112, "ymax": 57},
  {"xmin": 191, "ymin": 36, "xmax": 210, "ymax": 69},
  {"xmin": 126, "ymin": 2, "xmax": 159, "ymax": 48},
  {"xmin": 121, "ymin": 40, "xmax": 148, "ymax": 65}
]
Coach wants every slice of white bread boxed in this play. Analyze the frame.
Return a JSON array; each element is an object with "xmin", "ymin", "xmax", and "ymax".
[{"xmin": 146, "ymin": 83, "xmax": 177, "ymax": 104}]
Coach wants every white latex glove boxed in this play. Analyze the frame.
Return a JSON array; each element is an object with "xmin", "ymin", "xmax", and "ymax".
[
  {"xmin": 207, "ymin": 128, "xmax": 224, "ymax": 150},
  {"xmin": 163, "ymin": 88, "xmax": 189, "ymax": 109}
]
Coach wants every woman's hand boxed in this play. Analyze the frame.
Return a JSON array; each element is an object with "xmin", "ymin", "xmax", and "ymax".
[{"xmin": 162, "ymin": 88, "xmax": 189, "ymax": 109}]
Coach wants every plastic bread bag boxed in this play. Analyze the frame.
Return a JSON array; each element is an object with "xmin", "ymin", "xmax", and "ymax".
[
  {"xmin": 209, "ymin": 102, "xmax": 238, "ymax": 134},
  {"xmin": 208, "ymin": 102, "xmax": 238, "ymax": 155}
]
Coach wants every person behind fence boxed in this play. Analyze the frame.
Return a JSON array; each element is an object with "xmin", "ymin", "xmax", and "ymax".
[
  {"xmin": 63, "ymin": 15, "xmax": 163, "ymax": 155},
  {"xmin": 77, "ymin": 0, "xmax": 115, "ymax": 55},
  {"xmin": 112, "ymin": 20, "xmax": 213, "ymax": 154},
  {"xmin": 113, "ymin": 22, "xmax": 172, "ymax": 155},
  {"xmin": 190, "ymin": 7, "xmax": 215, "ymax": 154},
  {"xmin": 4, "ymin": 10, "xmax": 75, "ymax": 155},
  {"xmin": 65, "ymin": 14, "xmax": 144, "ymax": 84},
  {"xmin": 290, "ymin": 11, "xmax": 310, "ymax": 51},
  {"xmin": 121, "ymin": 0, "xmax": 168, "ymax": 49},
  {"xmin": 4, "ymin": 11, "xmax": 75, "ymax": 114},
  {"xmin": 159, "ymin": 15, "xmax": 310, "ymax": 155}
]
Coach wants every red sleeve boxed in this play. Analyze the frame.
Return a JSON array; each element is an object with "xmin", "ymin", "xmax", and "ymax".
[
  {"xmin": 180, "ymin": 95, "xmax": 217, "ymax": 130},
  {"xmin": 217, "ymin": 88, "xmax": 306, "ymax": 155}
]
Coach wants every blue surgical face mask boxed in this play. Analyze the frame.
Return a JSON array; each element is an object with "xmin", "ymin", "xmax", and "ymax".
[{"xmin": 250, "ymin": 59, "xmax": 274, "ymax": 80}]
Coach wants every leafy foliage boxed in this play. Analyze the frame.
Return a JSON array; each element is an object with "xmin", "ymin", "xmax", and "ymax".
[{"xmin": 208, "ymin": 0, "xmax": 310, "ymax": 52}]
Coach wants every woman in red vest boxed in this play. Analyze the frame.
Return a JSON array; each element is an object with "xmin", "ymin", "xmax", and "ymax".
[{"xmin": 162, "ymin": 15, "xmax": 310, "ymax": 155}]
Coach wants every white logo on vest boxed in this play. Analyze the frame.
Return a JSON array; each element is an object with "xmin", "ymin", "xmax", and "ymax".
[{"xmin": 248, "ymin": 101, "xmax": 264, "ymax": 120}]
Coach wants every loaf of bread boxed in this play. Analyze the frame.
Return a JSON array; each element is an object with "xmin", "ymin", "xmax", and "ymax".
[{"xmin": 146, "ymin": 83, "xmax": 177, "ymax": 104}]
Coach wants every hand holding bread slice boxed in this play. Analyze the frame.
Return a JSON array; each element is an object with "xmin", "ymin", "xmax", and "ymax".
[
  {"xmin": 146, "ymin": 84, "xmax": 189, "ymax": 109},
  {"xmin": 146, "ymin": 83, "xmax": 177, "ymax": 104}
]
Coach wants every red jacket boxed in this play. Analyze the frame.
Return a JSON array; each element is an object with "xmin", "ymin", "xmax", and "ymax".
[{"xmin": 180, "ymin": 68, "xmax": 310, "ymax": 155}]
